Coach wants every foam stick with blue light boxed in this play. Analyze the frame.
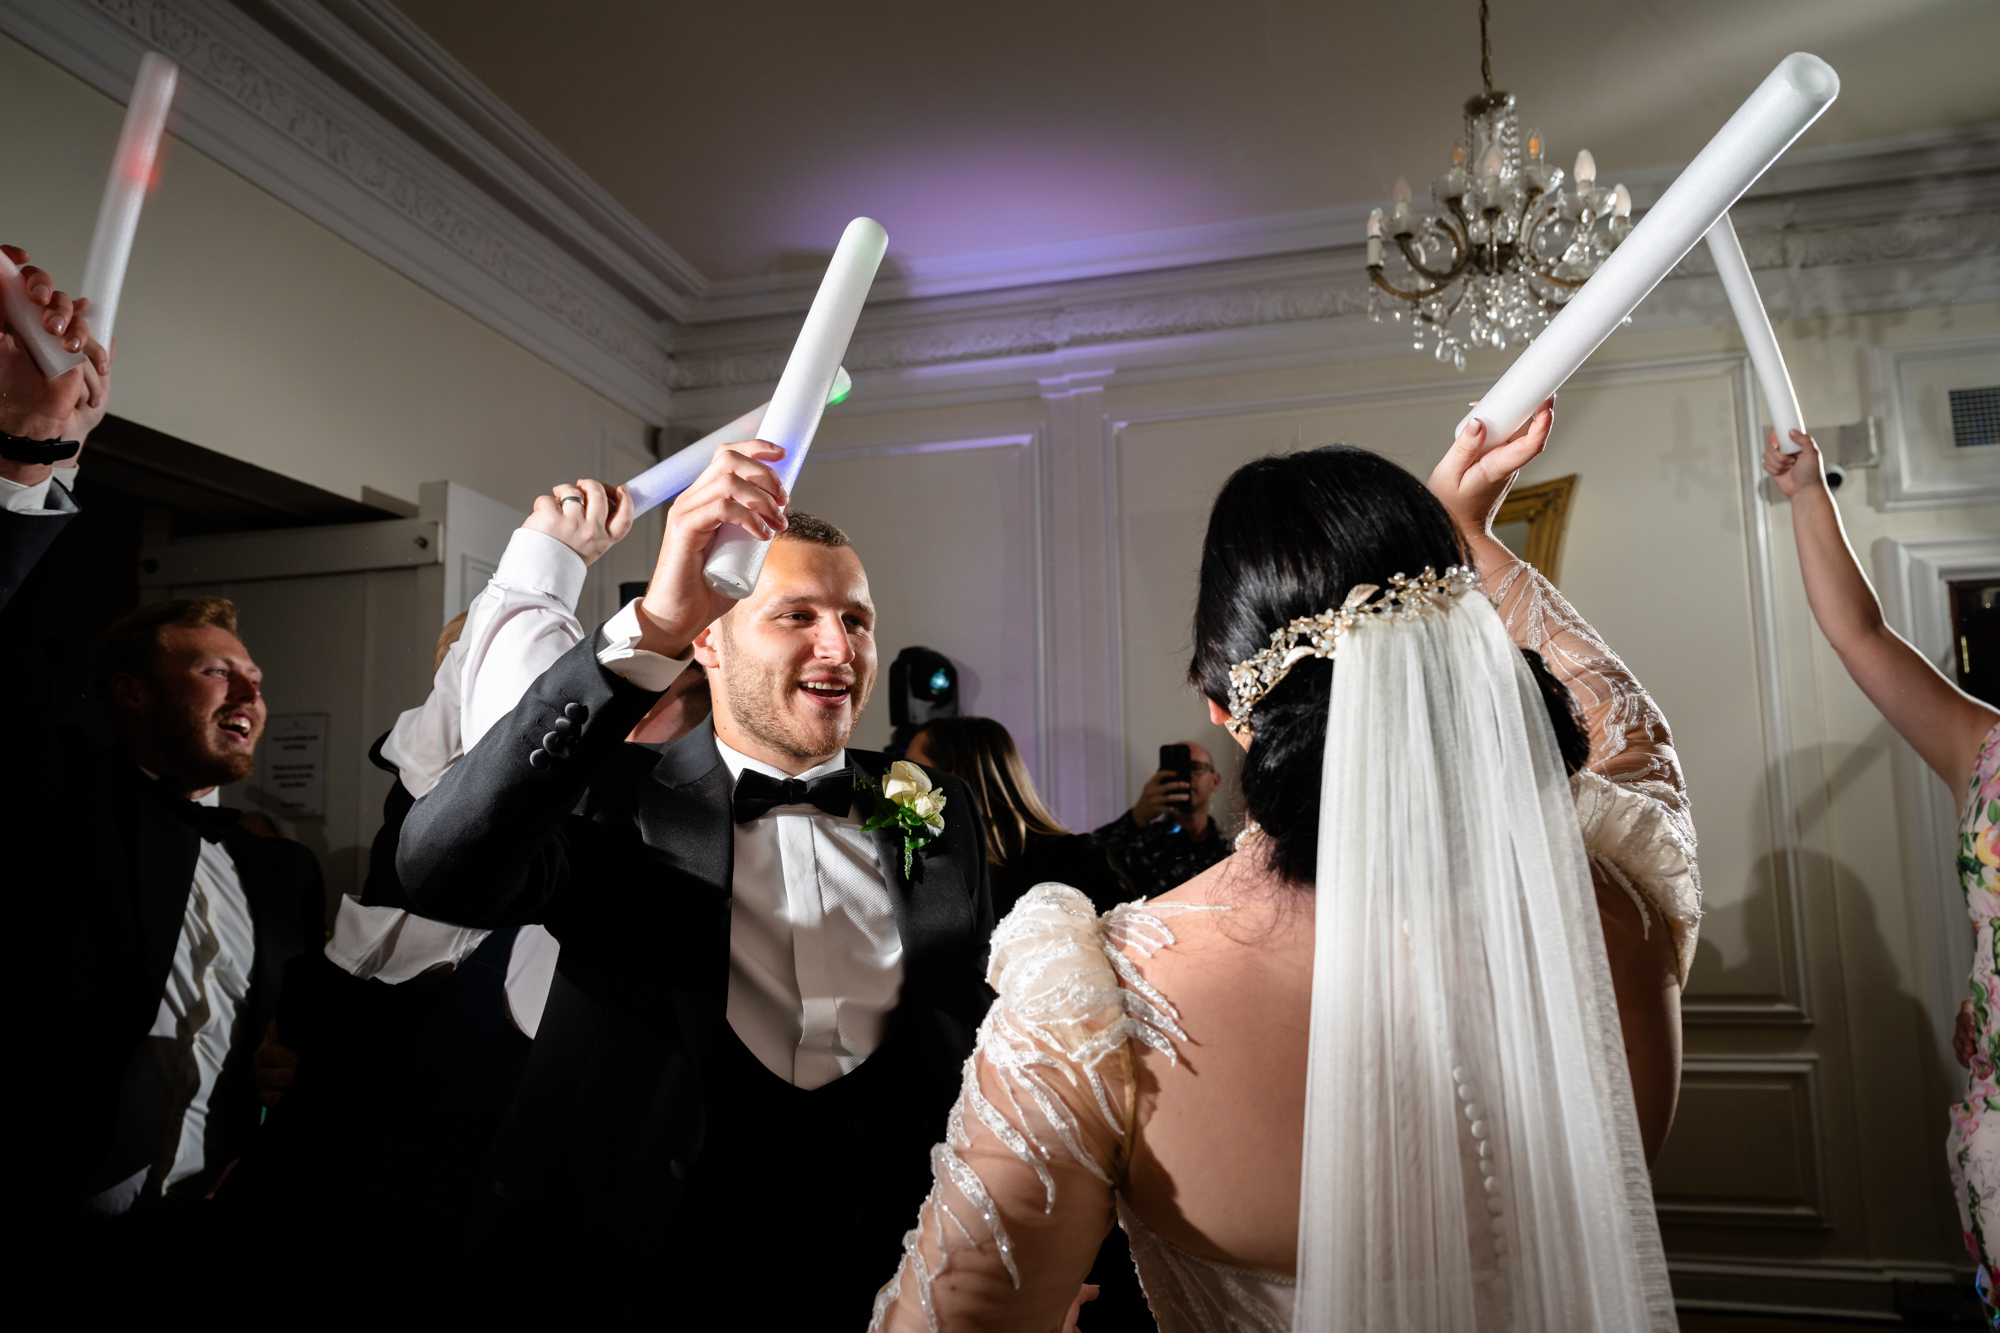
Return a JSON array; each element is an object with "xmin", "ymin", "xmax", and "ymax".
[
  {"xmin": 81, "ymin": 53, "xmax": 179, "ymax": 350},
  {"xmin": 1460, "ymin": 53, "xmax": 1837, "ymax": 444},
  {"xmin": 1705, "ymin": 213, "xmax": 1806, "ymax": 455},
  {"xmin": 623, "ymin": 367, "xmax": 853, "ymax": 516},
  {"xmin": 703, "ymin": 217, "xmax": 888, "ymax": 598}
]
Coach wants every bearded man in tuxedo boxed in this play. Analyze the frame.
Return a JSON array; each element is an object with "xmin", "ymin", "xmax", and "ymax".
[{"xmin": 397, "ymin": 441, "xmax": 994, "ymax": 1328}]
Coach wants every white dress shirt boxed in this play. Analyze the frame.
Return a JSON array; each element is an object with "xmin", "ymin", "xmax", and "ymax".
[
  {"xmin": 711, "ymin": 741, "xmax": 905, "ymax": 1090},
  {"xmin": 81, "ymin": 783, "xmax": 256, "ymax": 1214},
  {"xmin": 364, "ymin": 526, "xmax": 620, "ymax": 1037},
  {"xmin": 0, "ymin": 464, "xmax": 73, "ymax": 513}
]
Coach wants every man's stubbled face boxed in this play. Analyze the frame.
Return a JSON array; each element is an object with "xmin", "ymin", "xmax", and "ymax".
[
  {"xmin": 700, "ymin": 538, "xmax": 877, "ymax": 768},
  {"xmin": 130, "ymin": 625, "xmax": 266, "ymax": 790}
]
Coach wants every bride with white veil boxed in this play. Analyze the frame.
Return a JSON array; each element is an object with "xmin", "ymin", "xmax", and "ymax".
[{"xmin": 871, "ymin": 404, "xmax": 1695, "ymax": 1333}]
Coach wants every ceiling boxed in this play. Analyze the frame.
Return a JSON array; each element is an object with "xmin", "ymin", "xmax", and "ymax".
[{"xmin": 387, "ymin": 0, "xmax": 2000, "ymax": 287}]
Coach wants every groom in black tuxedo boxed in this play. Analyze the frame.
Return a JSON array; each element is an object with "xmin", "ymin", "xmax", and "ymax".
[{"xmin": 396, "ymin": 440, "xmax": 993, "ymax": 1327}]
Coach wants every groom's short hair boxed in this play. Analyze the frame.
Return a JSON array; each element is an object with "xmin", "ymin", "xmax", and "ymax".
[{"xmin": 776, "ymin": 511, "xmax": 850, "ymax": 550}]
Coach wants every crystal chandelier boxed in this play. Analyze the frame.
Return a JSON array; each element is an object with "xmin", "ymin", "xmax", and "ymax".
[{"xmin": 1365, "ymin": 0, "xmax": 1632, "ymax": 370}]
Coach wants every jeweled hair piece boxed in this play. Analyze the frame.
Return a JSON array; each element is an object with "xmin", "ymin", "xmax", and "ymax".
[{"xmin": 1223, "ymin": 565, "xmax": 1478, "ymax": 736}]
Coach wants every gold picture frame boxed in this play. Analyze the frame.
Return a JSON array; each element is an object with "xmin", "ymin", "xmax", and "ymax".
[{"xmin": 1492, "ymin": 474, "xmax": 1578, "ymax": 585}]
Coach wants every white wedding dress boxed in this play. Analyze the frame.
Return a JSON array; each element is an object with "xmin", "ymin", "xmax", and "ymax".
[{"xmin": 870, "ymin": 559, "xmax": 1697, "ymax": 1333}]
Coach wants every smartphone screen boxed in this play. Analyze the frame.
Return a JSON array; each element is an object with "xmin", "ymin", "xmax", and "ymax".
[{"xmin": 1159, "ymin": 743, "xmax": 1192, "ymax": 832}]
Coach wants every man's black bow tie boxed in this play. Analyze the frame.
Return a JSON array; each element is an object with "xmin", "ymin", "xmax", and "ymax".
[
  {"xmin": 150, "ymin": 774, "xmax": 240, "ymax": 844},
  {"xmin": 731, "ymin": 767, "xmax": 854, "ymax": 823}
]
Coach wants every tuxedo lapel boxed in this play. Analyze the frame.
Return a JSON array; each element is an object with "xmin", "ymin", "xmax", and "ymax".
[
  {"xmin": 850, "ymin": 750, "xmax": 975, "ymax": 1005},
  {"xmin": 121, "ymin": 765, "xmax": 201, "ymax": 1033},
  {"xmin": 641, "ymin": 718, "xmax": 735, "ymax": 1072}
]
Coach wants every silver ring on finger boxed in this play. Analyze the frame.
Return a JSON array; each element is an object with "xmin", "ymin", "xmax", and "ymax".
[{"xmin": 560, "ymin": 494, "xmax": 584, "ymax": 507}]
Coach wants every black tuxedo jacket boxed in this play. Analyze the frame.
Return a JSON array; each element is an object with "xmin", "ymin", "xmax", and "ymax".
[
  {"xmin": 395, "ymin": 632, "xmax": 995, "ymax": 1234},
  {"xmin": 59, "ymin": 760, "xmax": 323, "ymax": 1187},
  {"xmin": 0, "ymin": 475, "xmax": 76, "ymax": 613},
  {"xmin": 2, "ymin": 479, "xmax": 324, "ymax": 1210}
]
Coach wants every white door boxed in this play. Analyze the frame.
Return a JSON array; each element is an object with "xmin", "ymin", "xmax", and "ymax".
[{"xmin": 140, "ymin": 483, "xmax": 522, "ymax": 904}]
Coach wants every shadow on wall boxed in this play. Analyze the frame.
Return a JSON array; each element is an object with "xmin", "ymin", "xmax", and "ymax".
[
  {"xmin": 1654, "ymin": 729, "xmax": 1966, "ymax": 1265},
  {"xmin": 1662, "ymin": 849, "xmax": 1954, "ymax": 1260}
]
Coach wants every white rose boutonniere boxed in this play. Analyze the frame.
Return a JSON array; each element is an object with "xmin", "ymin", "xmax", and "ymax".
[{"xmin": 862, "ymin": 759, "xmax": 948, "ymax": 878}]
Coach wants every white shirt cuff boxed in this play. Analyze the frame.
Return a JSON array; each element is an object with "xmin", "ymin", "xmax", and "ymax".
[
  {"xmin": 596, "ymin": 598, "xmax": 689, "ymax": 693},
  {"xmin": 1, "ymin": 472, "xmax": 54, "ymax": 513},
  {"xmin": 496, "ymin": 527, "xmax": 589, "ymax": 612}
]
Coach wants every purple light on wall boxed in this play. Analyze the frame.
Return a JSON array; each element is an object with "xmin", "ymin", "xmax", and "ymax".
[{"xmin": 774, "ymin": 135, "xmax": 1242, "ymax": 274}]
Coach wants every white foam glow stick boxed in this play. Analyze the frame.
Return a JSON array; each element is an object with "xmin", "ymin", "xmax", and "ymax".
[
  {"xmin": 1460, "ymin": 53, "xmax": 1837, "ymax": 443},
  {"xmin": 0, "ymin": 249, "xmax": 86, "ymax": 379},
  {"xmin": 703, "ymin": 217, "xmax": 888, "ymax": 598},
  {"xmin": 1705, "ymin": 213, "xmax": 1805, "ymax": 455},
  {"xmin": 80, "ymin": 53, "xmax": 178, "ymax": 349},
  {"xmin": 624, "ymin": 367, "xmax": 853, "ymax": 516}
]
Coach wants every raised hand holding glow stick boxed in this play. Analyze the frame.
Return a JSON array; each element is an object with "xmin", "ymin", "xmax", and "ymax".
[
  {"xmin": 1705, "ymin": 213, "xmax": 1805, "ymax": 455},
  {"xmin": 702, "ymin": 218, "xmax": 887, "ymax": 598},
  {"xmin": 81, "ymin": 53, "xmax": 178, "ymax": 350},
  {"xmin": 624, "ymin": 367, "xmax": 853, "ymax": 516},
  {"xmin": 1460, "ymin": 53, "xmax": 1837, "ymax": 443},
  {"xmin": 0, "ymin": 249, "xmax": 87, "ymax": 379}
]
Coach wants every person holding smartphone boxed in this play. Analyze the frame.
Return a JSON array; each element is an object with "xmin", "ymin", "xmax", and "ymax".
[{"xmin": 1091, "ymin": 738, "xmax": 1231, "ymax": 898}]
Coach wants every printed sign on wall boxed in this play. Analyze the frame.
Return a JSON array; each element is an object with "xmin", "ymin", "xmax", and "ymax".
[{"xmin": 259, "ymin": 712, "xmax": 328, "ymax": 818}]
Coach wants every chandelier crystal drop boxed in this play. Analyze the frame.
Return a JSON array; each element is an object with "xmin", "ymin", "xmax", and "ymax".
[{"xmin": 1365, "ymin": 1, "xmax": 1631, "ymax": 370}]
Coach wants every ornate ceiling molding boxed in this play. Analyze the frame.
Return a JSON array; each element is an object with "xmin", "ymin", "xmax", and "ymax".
[
  {"xmin": 669, "ymin": 205, "xmax": 2000, "ymax": 397},
  {"xmin": 2, "ymin": 0, "xmax": 1994, "ymax": 427},
  {"xmin": 0, "ymin": 0, "xmax": 683, "ymax": 419}
]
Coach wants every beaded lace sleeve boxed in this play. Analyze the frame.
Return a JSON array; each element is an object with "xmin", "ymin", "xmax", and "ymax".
[
  {"xmin": 870, "ymin": 885, "xmax": 1210, "ymax": 1333},
  {"xmin": 1485, "ymin": 556, "xmax": 1702, "ymax": 975}
]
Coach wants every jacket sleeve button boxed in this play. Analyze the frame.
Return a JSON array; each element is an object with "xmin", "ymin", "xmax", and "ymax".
[
  {"xmin": 528, "ymin": 748, "xmax": 552, "ymax": 770},
  {"xmin": 565, "ymin": 702, "xmax": 588, "ymax": 723}
]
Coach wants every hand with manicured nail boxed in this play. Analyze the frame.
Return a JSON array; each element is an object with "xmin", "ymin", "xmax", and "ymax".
[
  {"xmin": 1427, "ymin": 396, "xmax": 1556, "ymax": 547},
  {"xmin": 0, "ymin": 243, "xmax": 113, "ymax": 486}
]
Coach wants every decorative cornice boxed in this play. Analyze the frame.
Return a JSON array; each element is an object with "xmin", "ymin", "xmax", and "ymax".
[
  {"xmin": 670, "ymin": 206, "xmax": 2000, "ymax": 396},
  {"xmin": 0, "ymin": 0, "xmax": 680, "ymax": 419},
  {"xmin": 692, "ymin": 121, "xmax": 2000, "ymax": 324},
  {"xmin": 262, "ymin": 0, "xmax": 705, "ymax": 320},
  {"xmin": 3, "ymin": 0, "xmax": 1994, "ymax": 427}
]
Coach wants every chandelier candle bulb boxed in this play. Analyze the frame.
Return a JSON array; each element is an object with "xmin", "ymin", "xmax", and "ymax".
[
  {"xmin": 1705, "ymin": 213, "xmax": 1805, "ymax": 455},
  {"xmin": 1612, "ymin": 184, "xmax": 1631, "ymax": 218},
  {"xmin": 701, "ymin": 216, "xmax": 888, "ymax": 598},
  {"xmin": 80, "ymin": 53, "xmax": 178, "ymax": 349},
  {"xmin": 1456, "ymin": 52, "xmax": 1838, "ymax": 444},
  {"xmin": 1574, "ymin": 149, "xmax": 1596, "ymax": 186},
  {"xmin": 622, "ymin": 367, "xmax": 853, "ymax": 516},
  {"xmin": 0, "ymin": 248, "xmax": 87, "ymax": 378},
  {"xmin": 1367, "ymin": 210, "xmax": 1385, "ymax": 267}
]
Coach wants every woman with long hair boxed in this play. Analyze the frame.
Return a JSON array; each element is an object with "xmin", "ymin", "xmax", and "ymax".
[
  {"xmin": 870, "ymin": 404, "xmax": 1690, "ymax": 1332},
  {"xmin": 906, "ymin": 716, "xmax": 1123, "ymax": 918}
]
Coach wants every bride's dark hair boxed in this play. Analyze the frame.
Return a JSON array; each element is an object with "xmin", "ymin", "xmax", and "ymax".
[{"xmin": 1189, "ymin": 446, "xmax": 1587, "ymax": 885}]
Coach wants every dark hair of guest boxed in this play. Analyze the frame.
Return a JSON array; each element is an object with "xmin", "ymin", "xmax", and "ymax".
[
  {"xmin": 910, "ymin": 716, "xmax": 1069, "ymax": 867},
  {"xmin": 1187, "ymin": 446, "xmax": 1588, "ymax": 885},
  {"xmin": 95, "ymin": 596, "xmax": 241, "ymax": 702}
]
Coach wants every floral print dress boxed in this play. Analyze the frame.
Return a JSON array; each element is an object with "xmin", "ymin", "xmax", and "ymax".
[{"xmin": 1949, "ymin": 721, "xmax": 2000, "ymax": 1306}]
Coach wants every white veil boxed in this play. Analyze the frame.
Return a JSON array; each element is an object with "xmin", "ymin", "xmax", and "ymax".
[{"xmin": 1289, "ymin": 583, "xmax": 1676, "ymax": 1330}]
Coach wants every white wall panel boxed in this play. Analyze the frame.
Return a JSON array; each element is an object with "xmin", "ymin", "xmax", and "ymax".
[{"xmin": 791, "ymin": 436, "xmax": 1046, "ymax": 781}]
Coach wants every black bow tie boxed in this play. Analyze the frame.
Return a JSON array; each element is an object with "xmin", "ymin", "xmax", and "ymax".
[
  {"xmin": 150, "ymin": 774, "xmax": 239, "ymax": 845},
  {"xmin": 731, "ymin": 767, "xmax": 854, "ymax": 823}
]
